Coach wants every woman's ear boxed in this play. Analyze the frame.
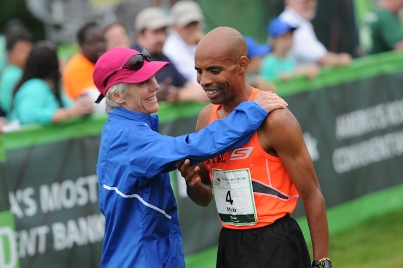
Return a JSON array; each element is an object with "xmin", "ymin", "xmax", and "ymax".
[
  {"xmin": 238, "ymin": 56, "xmax": 249, "ymax": 73},
  {"xmin": 108, "ymin": 90, "xmax": 125, "ymax": 104}
]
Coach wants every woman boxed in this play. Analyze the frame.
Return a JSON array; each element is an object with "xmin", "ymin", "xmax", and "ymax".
[
  {"xmin": 93, "ymin": 47, "xmax": 287, "ymax": 267},
  {"xmin": 10, "ymin": 42, "xmax": 93, "ymax": 125}
]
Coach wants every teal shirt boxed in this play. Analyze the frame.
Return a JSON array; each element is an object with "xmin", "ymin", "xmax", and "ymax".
[
  {"xmin": 259, "ymin": 54, "xmax": 296, "ymax": 81},
  {"xmin": 0, "ymin": 64, "xmax": 22, "ymax": 115},
  {"xmin": 0, "ymin": 35, "xmax": 6, "ymax": 72},
  {"xmin": 10, "ymin": 78, "xmax": 73, "ymax": 125}
]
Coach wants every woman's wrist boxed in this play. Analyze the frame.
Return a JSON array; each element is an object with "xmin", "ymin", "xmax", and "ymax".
[{"xmin": 65, "ymin": 108, "xmax": 72, "ymax": 119}]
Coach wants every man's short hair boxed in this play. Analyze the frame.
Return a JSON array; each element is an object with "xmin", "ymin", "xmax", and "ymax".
[
  {"xmin": 77, "ymin": 21, "xmax": 98, "ymax": 45},
  {"xmin": 5, "ymin": 28, "xmax": 32, "ymax": 52}
]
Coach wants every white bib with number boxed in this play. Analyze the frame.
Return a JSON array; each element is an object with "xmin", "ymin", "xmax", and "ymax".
[{"xmin": 212, "ymin": 168, "xmax": 257, "ymax": 226}]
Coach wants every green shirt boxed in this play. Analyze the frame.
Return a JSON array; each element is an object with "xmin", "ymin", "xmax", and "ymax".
[
  {"xmin": 259, "ymin": 54, "xmax": 296, "ymax": 81},
  {"xmin": 0, "ymin": 64, "xmax": 22, "ymax": 116},
  {"xmin": 361, "ymin": 9, "xmax": 403, "ymax": 55},
  {"xmin": 10, "ymin": 78, "xmax": 72, "ymax": 125}
]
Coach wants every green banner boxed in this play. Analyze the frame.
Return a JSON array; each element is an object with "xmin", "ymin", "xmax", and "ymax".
[
  {"xmin": 0, "ymin": 211, "xmax": 19, "ymax": 268},
  {"xmin": 4, "ymin": 138, "xmax": 103, "ymax": 267}
]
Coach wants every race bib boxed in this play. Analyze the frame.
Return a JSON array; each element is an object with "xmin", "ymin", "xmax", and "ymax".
[{"xmin": 212, "ymin": 168, "xmax": 257, "ymax": 226}]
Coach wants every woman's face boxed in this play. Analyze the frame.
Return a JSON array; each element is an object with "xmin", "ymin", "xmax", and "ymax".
[{"xmin": 122, "ymin": 77, "xmax": 160, "ymax": 114}]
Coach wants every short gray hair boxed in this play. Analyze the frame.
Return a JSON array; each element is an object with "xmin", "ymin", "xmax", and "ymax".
[{"xmin": 105, "ymin": 83, "xmax": 127, "ymax": 113}]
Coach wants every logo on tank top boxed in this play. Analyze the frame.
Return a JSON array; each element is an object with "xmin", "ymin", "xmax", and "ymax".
[
  {"xmin": 206, "ymin": 153, "xmax": 226, "ymax": 165},
  {"xmin": 230, "ymin": 147, "xmax": 253, "ymax": 160}
]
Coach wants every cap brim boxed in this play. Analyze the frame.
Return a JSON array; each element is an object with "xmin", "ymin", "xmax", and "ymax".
[
  {"xmin": 105, "ymin": 61, "xmax": 170, "ymax": 89},
  {"xmin": 148, "ymin": 19, "xmax": 171, "ymax": 30},
  {"xmin": 123, "ymin": 61, "xmax": 169, "ymax": 84},
  {"xmin": 176, "ymin": 13, "xmax": 204, "ymax": 26}
]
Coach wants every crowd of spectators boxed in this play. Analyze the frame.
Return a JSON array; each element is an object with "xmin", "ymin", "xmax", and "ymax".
[{"xmin": 0, "ymin": 0, "xmax": 402, "ymax": 132}]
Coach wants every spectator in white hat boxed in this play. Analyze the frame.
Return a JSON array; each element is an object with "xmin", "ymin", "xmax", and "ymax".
[
  {"xmin": 163, "ymin": 1, "xmax": 205, "ymax": 83},
  {"xmin": 133, "ymin": 6, "xmax": 208, "ymax": 103}
]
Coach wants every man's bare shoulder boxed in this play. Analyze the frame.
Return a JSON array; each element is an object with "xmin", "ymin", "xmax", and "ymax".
[
  {"xmin": 262, "ymin": 108, "xmax": 302, "ymax": 142},
  {"xmin": 259, "ymin": 108, "xmax": 304, "ymax": 154},
  {"xmin": 266, "ymin": 107, "xmax": 299, "ymax": 128},
  {"xmin": 196, "ymin": 104, "xmax": 213, "ymax": 131}
]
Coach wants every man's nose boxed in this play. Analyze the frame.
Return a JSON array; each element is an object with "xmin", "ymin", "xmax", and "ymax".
[{"xmin": 198, "ymin": 73, "xmax": 212, "ymax": 87}]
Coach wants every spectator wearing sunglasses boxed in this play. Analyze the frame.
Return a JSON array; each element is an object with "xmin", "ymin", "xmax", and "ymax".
[
  {"xmin": 62, "ymin": 21, "xmax": 106, "ymax": 113},
  {"xmin": 92, "ymin": 47, "xmax": 288, "ymax": 267},
  {"xmin": 132, "ymin": 7, "xmax": 208, "ymax": 103}
]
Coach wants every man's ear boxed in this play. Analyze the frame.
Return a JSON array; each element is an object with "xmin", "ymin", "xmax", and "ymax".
[
  {"xmin": 238, "ymin": 56, "xmax": 249, "ymax": 73},
  {"xmin": 108, "ymin": 90, "xmax": 125, "ymax": 104}
]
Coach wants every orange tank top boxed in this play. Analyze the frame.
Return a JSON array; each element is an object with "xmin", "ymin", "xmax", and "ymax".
[{"xmin": 204, "ymin": 88, "xmax": 299, "ymax": 229}]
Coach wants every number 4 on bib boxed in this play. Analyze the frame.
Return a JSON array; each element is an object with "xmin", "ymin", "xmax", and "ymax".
[
  {"xmin": 226, "ymin": 191, "xmax": 234, "ymax": 205},
  {"xmin": 212, "ymin": 168, "xmax": 257, "ymax": 226}
]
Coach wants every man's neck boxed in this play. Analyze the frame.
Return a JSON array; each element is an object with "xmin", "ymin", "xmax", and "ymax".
[{"xmin": 219, "ymin": 83, "xmax": 253, "ymax": 118}]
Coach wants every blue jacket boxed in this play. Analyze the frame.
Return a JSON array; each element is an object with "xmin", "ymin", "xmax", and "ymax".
[{"xmin": 97, "ymin": 102, "xmax": 268, "ymax": 267}]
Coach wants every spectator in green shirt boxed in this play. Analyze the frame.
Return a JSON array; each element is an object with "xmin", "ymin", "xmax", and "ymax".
[{"xmin": 360, "ymin": 0, "xmax": 403, "ymax": 55}]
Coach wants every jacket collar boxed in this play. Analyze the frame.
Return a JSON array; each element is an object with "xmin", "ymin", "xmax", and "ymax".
[{"xmin": 109, "ymin": 108, "xmax": 159, "ymax": 132}]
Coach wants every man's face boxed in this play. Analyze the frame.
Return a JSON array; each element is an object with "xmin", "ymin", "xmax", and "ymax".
[
  {"xmin": 391, "ymin": 0, "xmax": 403, "ymax": 12},
  {"xmin": 104, "ymin": 24, "xmax": 131, "ymax": 50},
  {"xmin": 9, "ymin": 40, "xmax": 32, "ymax": 68},
  {"xmin": 81, "ymin": 27, "xmax": 106, "ymax": 63},
  {"xmin": 176, "ymin": 21, "xmax": 204, "ymax": 45},
  {"xmin": 288, "ymin": 0, "xmax": 318, "ymax": 21},
  {"xmin": 137, "ymin": 28, "xmax": 167, "ymax": 54},
  {"xmin": 273, "ymin": 31, "xmax": 294, "ymax": 54},
  {"xmin": 194, "ymin": 47, "xmax": 240, "ymax": 105}
]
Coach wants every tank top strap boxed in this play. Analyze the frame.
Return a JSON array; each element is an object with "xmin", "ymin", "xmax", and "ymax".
[{"xmin": 248, "ymin": 87, "xmax": 261, "ymax": 101}]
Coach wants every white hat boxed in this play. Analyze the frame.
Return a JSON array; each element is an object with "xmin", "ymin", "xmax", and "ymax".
[
  {"xmin": 170, "ymin": 1, "xmax": 204, "ymax": 27},
  {"xmin": 135, "ymin": 7, "xmax": 171, "ymax": 31}
]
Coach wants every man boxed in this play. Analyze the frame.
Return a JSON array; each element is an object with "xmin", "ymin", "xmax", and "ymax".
[
  {"xmin": 360, "ymin": 0, "xmax": 403, "ymax": 55},
  {"xmin": 63, "ymin": 21, "xmax": 106, "ymax": 112},
  {"xmin": 163, "ymin": 1, "xmax": 205, "ymax": 83},
  {"xmin": 176, "ymin": 27, "xmax": 331, "ymax": 268},
  {"xmin": 103, "ymin": 21, "xmax": 132, "ymax": 50},
  {"xmin": 92, "ymin": 47, "xmax": 287, "ymax": 267},
  {"xmin": 0, "ymin": 28, "xmax": 32, "ymax": 117},
  {"xmin": 280, "ymin": 0, "xmax": 351, "ymax": 67},
  {"xmin": 133, "ymin": 7, "xmax": 208, "ymax": 103}
]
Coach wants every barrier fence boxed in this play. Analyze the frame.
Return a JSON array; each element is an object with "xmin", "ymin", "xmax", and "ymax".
[{"xmin": 1, "ymin": 51, "xmax": 403, "ymax": 268}]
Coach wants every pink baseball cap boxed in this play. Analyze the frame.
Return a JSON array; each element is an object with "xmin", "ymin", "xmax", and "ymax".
[{"xmin": 93, "ymin": 47, "xmax": 169, "ymax": 102}]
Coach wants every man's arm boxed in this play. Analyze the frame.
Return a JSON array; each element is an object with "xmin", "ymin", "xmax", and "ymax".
[
  {"xmin": 393, "ymin": 40, "xmax": 403, "ymax": 51},
  {"xmin": 317, "ymin": 52, "xmax": 351, "ymax": 67},
  {"xmin": 262, "ymin": 109, "xmax": 329, "ymax": 260}
]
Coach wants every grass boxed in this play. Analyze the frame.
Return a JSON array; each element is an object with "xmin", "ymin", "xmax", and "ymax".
[
  {"xmin": 308, "ymin": 209, "xmax": 403, "ymax": 268},
  {"xmin": 186, "ymin": 208, "xmax": 403, "ymax": 268}
]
